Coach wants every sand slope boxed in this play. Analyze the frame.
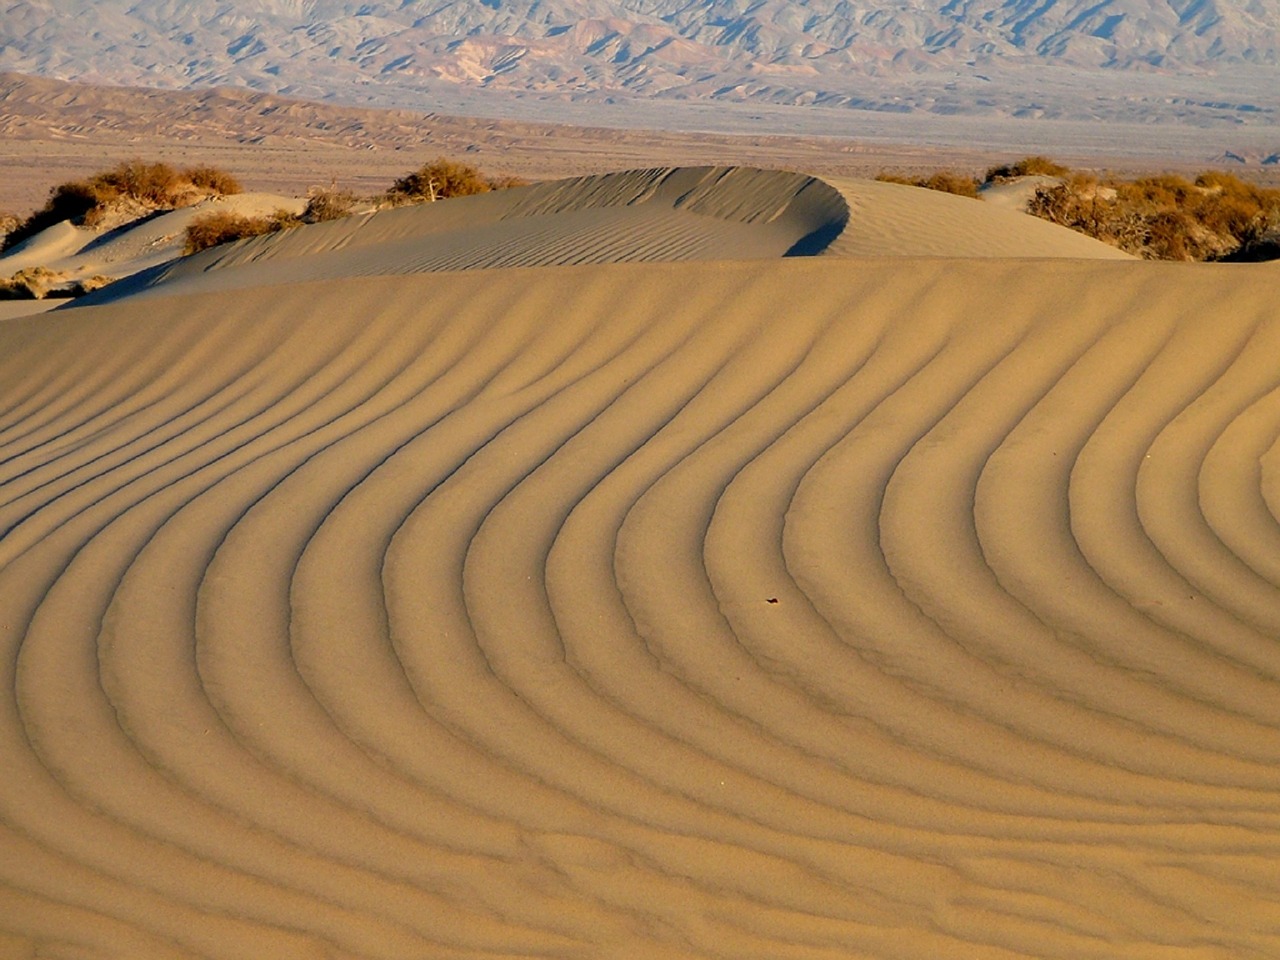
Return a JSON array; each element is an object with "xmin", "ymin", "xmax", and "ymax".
[
  {"xmin": 93, "ymin": 167, "xmax": 1128, "ymax": 304},
  {"xmin": 0, "ymin": 193, "xmax": 307, "ymax": 286},
  {"xmin": 0, "ymin": 168, "xmax": 1276, "ymax": 960}
]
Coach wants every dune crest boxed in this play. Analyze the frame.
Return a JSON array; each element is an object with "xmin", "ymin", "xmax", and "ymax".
[
  {"xmin": 0, "ymin": 165, "xmax": 1274, "ymax": 960},
  {"xmin": 85, "ymin": 165, "xmax": 1128, "ymax": 305}
]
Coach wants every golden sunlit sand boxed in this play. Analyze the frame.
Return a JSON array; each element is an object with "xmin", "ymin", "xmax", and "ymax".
[{"xmin": 1, "ymin": 167, "xmax": 1278, "ymax": 960}]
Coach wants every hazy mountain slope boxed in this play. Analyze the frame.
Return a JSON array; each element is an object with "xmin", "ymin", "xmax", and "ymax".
[{"xmin": 1, "ymin": 0, "xmax": 1277, "ymax": 123}]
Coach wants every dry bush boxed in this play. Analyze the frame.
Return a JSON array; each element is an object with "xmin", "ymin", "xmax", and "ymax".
[
  {"xmin": 385, "ymin": 158, "xmax": 518, "ymax": 204},
  {"xmin": 301, "ymin": 186, "xmax": 357, "ymax": 223},
  {"xmin": 63, "ymin": 274, "xmax": 114, "ymax": 297},
  {"xmin": 91, "ymin": 160, "xmax": 182, "ymax": 206},
  {"xmin": 0, "ymin": 266, "xmax": 61, "ymax": 299},
  {"xmin": 0, "ymin": 276, "xmax": 38, "ymax": 300},
  {"xmin": 0, "ymin": 212, "xmax": 18, "ymax": 238},
  {"xmin": 874, "ymin": 171, "xmax": 980, "ymax": 198},
  {"xmin": 2, "ymin": 181, "xmax": 100, "ymax": 250},
  {"xmin": 1026, "ymin": 169, "xmax": 1280, "ymax": 260},
  {"xmin": 984, "ymin": 156, "xmax": 1071, "ymax": 183},
  {"xmin": 183, "ymin": 165, "xmax": 243, "ymax": 195},
  {"xmin": 486, "ymin": 174, "xmax": 530, "ymax": 191},
  {"xmin": 3, "ymin": 160, "xmax": 246, "ymax": 251},
  {"xmin": 184, "ymin": 208, "xmax": 298, "ymax": 254},
  {"xmin": 920, "ymin": 172, "xmax": 980, "ymax": 198}
]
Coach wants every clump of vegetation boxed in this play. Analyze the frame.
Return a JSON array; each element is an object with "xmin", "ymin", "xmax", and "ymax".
[
  {"xmin": 886, "ymin": 154, "xmax": 1280, "ymax": 261},
  {"xmin": 1027, "ymin": 169, "xmax": 1280, "ymax": 260},
  {"xmin": 184, "ymin": 208, "xmax": 299, "ymax": 255},
  {"xmin": 384, "ymin": 158, "xmax": 522, "ymax": 204},
  {"xmin": 183, "ymin": 165, "xmax": 243, "ymax": 196},
  {"xmin": 875, "ymin": 170, "xmax": 981, "ymax": 199},
  {"xmin": 0, "ymin": 266, "xmax": 61, "ymax": 299},
  {"xmin": 181, "ymin": 157, "xmax": 528, "ymax": 254},
  {"xmin": 300, "ymin": 185, "xmax": 358, "ymax": 223},
  {"xmin": 3, "ymin": 160, "xmax": 243, "ymax": 251},
  {"xmin": 61, "ymin": 274, "xmax": 114, "ymax": 298},
  {"xmin": 0, "ymin": 212, "xmax": 18, "ymax": 242},
  {"xmin": 984, "ymin": 156, "xmax": 1071, "ymax": 183},
  {"xmin": 0, "ymin": 267, "xmax": 114, "ymax": 300}
]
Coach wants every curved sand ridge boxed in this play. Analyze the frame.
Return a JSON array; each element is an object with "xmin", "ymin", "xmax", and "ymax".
[
  {"xmin": 1, "ymin": 178, "xmax": 1277, "ymax": 958},
  {"xmin": 97, "ymin": 165, "xmax": 1129, "ymax": 303}
]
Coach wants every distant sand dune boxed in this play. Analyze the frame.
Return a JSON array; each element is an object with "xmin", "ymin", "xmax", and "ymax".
[
  {"xmin": 0, "ymin": 167, "xmax": 1277, "ymax": 960},
  {"xmin": 90, "ymin": 167, "xmax": 1127, "ymax": 305}
]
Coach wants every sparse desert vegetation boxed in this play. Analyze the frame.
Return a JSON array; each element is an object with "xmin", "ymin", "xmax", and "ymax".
[
  {"xmin": 0, "ymin": 265, "xmax": 110, "ymax": 299},
  {"xmin": 983, "ymin": 155, "xmax": 1071, "ymax": 182},
  {"xmin": 2, "ymin": 160, "xmax": 243, "ymax": 251},
  {"xmin": 1026, "ymin": 169, "xmax": 1280, "ymax": 260},
  {"xmin": 875, "ymin": 170, "xmax": 980, "ymax": 198},
  {"xmin": 183, "ymin": 158, "xmax": 526, "ymax": 254},
  {"xmin": 885, "ymin": 156, "xmax": 1280, "ymax": 260},
  {"xmin": 300, "ymin": 185, "xmax": 359, "ymax": 223},
  {"xmin": 0, "ymin": 266, "xmax": 56, "ymax": 299},
  {"xmin": 385, "ymin": 157, "xmax": 526, "ymax": 205},
  {"xmin": 183, "ymin": 208, "xmax": 301, "ymax": 254},
  {"xmin": 0, "ymin": 155, "xmax": 528, "ymax": 263}
]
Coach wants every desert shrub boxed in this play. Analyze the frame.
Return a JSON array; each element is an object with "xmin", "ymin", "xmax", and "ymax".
[
  {"xmin": 0, "ymin": 212, "xmax": 18, "ymax": 238},
  {"xmin": 1027, "ymin": 174, "xmax": 1147, "ymax": 252},
  {"xmin": 0, "ymin": 266, "xmax": 61, "ymax": 299},
  {"xmin": 91, "ymin": 160, "xmax": 183, "ymax": 206},
  {"xmin": 1025, "ymin": 169, "xmax": 1280, "ymax": 260},
  {"xmin": 890, "ymin": 155, "xmax": 1280, "ymax": 260},
  {"xmin": 875, "ymin": 170, "xmax": 980, "ymax": 198},
  {"xmin": 184, "ymin": 208, "xmax": 298, "ymax": 254},
  {"xmin": 385, "ymin": 158, "xmax": 515, "ymax": 204},
  {"xmin": 62, "ymin": 274, "xmax": 114, "ymax": 297},
  {"xmin": 0, "ymin": 275, "xmax": 38, "ymax": 300},
  {"xmin": 920, "ymin": 171, "xmax": 980, "ymax": 198},
  {"xmin": 1122, "ymin": 174, "xmax": 1197, "ymax": 208},
  {"xmin": 486, "ymin": 174, "xmax": 530, "ymax": 191},
  {"xmin": 984, "ymin": 155, "xmax": 1070, "ymax": 183},
  {"xmin": 3, "ymin": 160, "xmax": 247, "ymax": 251},
  {"xmin": 301, "ymin": 186, "xmax": 357, "ymax": 223},
  {"xmin": 183, "ymin": 165, "xmax": 243, "ymax": 195},
  {"xmin": 1, "ymin": 181, "xmax": 101, "ymax": 250}
]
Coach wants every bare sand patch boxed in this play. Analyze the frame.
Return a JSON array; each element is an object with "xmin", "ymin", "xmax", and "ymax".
[{"xmin": 0, "ymin": 166, "xmax": 1276, "ymax": 960}]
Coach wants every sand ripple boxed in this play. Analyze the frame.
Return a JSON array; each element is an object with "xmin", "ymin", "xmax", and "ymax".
[{"xmin": 2, "ymin": 254, "xmax": 1279, "ymax": 959}]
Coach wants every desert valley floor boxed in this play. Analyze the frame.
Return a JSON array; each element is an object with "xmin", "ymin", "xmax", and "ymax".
[{"xmin": 2, "ymin": 168, "xmax": 1280, "ymax": 959}]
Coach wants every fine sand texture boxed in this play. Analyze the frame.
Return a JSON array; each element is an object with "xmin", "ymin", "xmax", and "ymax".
[{"xmin": 1, "ymin": 167, "xmax": 1278, "ymax": 960}]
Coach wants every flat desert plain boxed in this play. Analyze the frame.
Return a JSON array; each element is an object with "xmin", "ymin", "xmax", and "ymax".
[{"xmin": 2, "ymin": 167, "xmax": 1280, "ymax": 960}]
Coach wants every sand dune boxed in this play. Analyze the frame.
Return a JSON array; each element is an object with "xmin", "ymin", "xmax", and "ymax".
[
  {"xmin": 1, "ymin": 167, "xmax": 1276, "ymax": 960},
  {"xmin": 0, "ymin": 193, "xmax": 306, "ymax": 287},
  {"xmin": 94, "ymin": 167, "xmax": 1127, "ymax": 304}
]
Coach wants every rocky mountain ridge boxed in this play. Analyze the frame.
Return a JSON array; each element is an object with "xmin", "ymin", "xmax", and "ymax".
[{"xmin": 1, "ymin": 0, "xmax": 1276, "ymax": 126}]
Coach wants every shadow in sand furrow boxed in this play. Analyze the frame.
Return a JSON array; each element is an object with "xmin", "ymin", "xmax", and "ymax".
[
  {"xmin": 885, "ymin": 287, "xmax": 1280, "ymax": 763},
  {"xmin": 10, "ymin": 436, "xmax": 563, "ymax": 951},
  {"xmin": 785, "ymin": 267, "xmax": 1280, "ymax": 806},
  {"xmin": 0, "ymin": 862, "xmax": 202, "ymax": 960},
  {"xmin": 0, "ymin": 296, "xmax": 386, "ymax": 565},
  {"xmin": 198, "ymin": 285, "xmax": 669, "ymax": 943},
  {"xmin": 1066, "ymin": 296, "xmax": 1280, "ymax": 725},
  {"xmin": 0, "ymin": 290, "xmax": 607, "ymax": 956},
  {"xmin": 1201, "ymin": 390, "xmax": 1280, "ymax": 589},
  {"xmin": 6, "ymin": 251, "xmax": 1280, "ymax": 959},
  {"xmin": 0, "ymin": 300, "xmax": 289, "ymax": 468},
  {"xmin": 1134, "ymin": 320, "xmax": 1280, "ymax": 640},
  {"xmin": 975, "ymin": 317, "xmax": 1280, "ymax": 755}
]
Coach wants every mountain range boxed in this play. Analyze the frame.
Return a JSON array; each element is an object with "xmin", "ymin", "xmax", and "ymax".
[{"xmin": 1, "ymin": 0, "xmax": 1277, "ymax": 127}]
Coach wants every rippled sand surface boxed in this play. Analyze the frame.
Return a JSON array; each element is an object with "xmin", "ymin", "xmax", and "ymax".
[{"xmin": 1, "ymin": 169, "xmax": 1277, "ymax": 960}]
